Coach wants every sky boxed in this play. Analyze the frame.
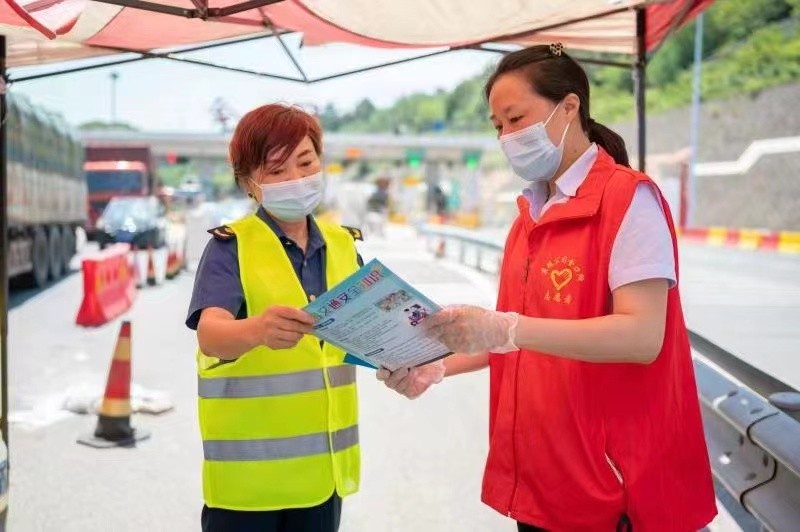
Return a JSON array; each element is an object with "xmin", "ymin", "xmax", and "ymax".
[{"xmin": 10, "ymin": 34, "xmax": 500, "ymax": 132}]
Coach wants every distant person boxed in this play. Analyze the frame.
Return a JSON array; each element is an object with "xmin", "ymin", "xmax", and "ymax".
[
  {"xmin": 365, "ymin": 177, "xmax": 390, "ymax": 237},
  {"xmin": 378, "ymin": 44, "xmax": 717, "ymax": 531},
  {"xmin": 431, "ymin": 185, "xmax": 448, "ymax": 220},
  {"xmin": 186, "ymin": 104, "xmax": 364, "ymax": 532}
]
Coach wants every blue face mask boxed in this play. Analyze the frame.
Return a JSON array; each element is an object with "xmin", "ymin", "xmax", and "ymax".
[
  {"xmin": 256, "ymin": 172, "xmax": 324, "ymax": 222},
  {"xmin": 499, "ymin": 102, "xmax": 570, "ymax": 183}
]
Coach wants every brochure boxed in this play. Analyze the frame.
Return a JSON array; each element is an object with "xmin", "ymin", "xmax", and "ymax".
[{"xmin": 304, "ymin": 259, "xmax": 451, "ymax": 371}]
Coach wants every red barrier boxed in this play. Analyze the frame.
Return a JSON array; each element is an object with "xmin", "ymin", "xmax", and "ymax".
[
  {"xmin": 724, "ymin": 229, "xmax": 740, "ymax": 246},
  {"xmin": 760, "ymin": 233, "xmax": 780, "ymax": 250},
  {"xmin": 75, "ymin": 244, "xmax": 137, "ymax": 327},
  {"xmin": 680, "ymin": 227, "xmax": 709, "ymax": 241}
]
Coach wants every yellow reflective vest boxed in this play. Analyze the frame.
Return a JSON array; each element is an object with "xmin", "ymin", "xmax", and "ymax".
[{"xmin": 197, "ymin": 214, "xmax": 360, "ymax": 510}]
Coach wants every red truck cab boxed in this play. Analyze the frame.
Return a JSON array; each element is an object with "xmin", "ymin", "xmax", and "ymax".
[{"xmin": 84, "ymin": 144, "xmax": 155, "ymax": 240}]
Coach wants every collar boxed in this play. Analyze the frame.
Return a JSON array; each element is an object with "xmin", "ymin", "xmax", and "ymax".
[
  {"xmin": 554, "ymin": 142, "xmax": 598, "ymax": 198},
  {"xmin": 523, "ymin": 143, "xmax": 598, "ymax": 205},
  {"xmin": 257, "ymin": 207, "xmax": 326, "ymax": 253},
  {"xmin": 517, "ymin": 146, "xmax": 615, "ymax": 231}
]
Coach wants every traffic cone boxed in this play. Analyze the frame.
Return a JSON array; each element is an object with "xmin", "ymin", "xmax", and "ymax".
[{"xmin": 77, "ymin": 321, "xmax": 150, "ymax": 448}]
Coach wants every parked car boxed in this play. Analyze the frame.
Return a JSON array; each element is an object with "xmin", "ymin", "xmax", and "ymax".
[{"xmin": 95, "ymin": 196, "xmax": 167, "ymax": 249}]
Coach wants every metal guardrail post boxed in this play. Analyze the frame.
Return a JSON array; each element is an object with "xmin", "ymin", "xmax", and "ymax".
[
  {"xmin": 689, "ymin": 331, "xmax": 800, "ymax": 422},
  {"xmin": 694, "ymin": 361, "xmax": 777, "ymax": 498},
  {"xmin": 694, "ymin": 358, "xmax": 800, "ymax": 530}
]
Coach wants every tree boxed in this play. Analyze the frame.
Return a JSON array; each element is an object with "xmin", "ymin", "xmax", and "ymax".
[
  {"xmin": 319, "ymin": 103, "xmax": 340, "ymax": 131},
  {"xmin": 709, "ymin": 0, "xmax": 792, "ymax": 41},
  {"xmin": 78, "ymin": 121, "xmax": 138, "ymax": 131},
  {"xmin": 353, "ymin": 99, "xmax": 376, "ymax": 122},
  {"xmin": 210, "ymin": 97, "xmax": 240, "ymax": 132}
]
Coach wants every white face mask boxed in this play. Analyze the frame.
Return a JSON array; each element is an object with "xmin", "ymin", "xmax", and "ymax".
[
  {"xmin": 256, "ymin": 172, "xmax": 324, "ymax": 222},
  {"xmin": 499, "ymin": 102, "xmax": 570, "ymax": 183}
]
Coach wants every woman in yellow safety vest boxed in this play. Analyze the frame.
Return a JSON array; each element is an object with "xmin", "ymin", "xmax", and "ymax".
[{"xmin": 186, "ymin": 103, "xmax": 363, "ymax": 532}]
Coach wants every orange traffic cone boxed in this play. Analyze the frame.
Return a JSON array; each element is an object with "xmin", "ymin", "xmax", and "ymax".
[{"xmin": 77, "ymin": 321, "xmax": 150, "ymax": 448}]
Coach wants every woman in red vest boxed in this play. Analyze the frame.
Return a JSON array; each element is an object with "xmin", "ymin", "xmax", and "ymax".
[{"xmin": 378, "ymin": 44, "xmax": 717, "ymax": 531}]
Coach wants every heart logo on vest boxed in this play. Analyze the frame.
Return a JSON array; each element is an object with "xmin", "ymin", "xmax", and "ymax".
[
  {"xmin": 541, "ymin": 256, "xmax": 585, "ymax": 305},
  {"xmin": 550, "ymin": 269, "xmax": 573, "ymax": 291}
]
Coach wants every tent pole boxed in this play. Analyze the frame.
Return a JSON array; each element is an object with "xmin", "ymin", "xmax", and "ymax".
[
  {"xmin": 0, "ymin": 34, "xmax": 9, "ymax": 465},
  {"xmin": 687, "ymin": 13, "xmax": 705, "ymax": 227},
  {"xmin": 634, "ymin": 7, "xmax": 647, "ymax": 172}
]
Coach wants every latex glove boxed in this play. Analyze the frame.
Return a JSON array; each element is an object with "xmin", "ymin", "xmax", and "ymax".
[
  {"xmin": 376, "ymin": 359, "xmax": 445, "ymax": 399},
  {"xmin": 423, "ymin": 305, "xmax": 519, "ymax": 355}
]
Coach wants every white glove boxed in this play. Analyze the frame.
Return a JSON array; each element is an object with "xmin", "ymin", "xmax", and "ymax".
[
  {"xmin": 376, "ymin": 359, "xmax": 445, "ymax": 399},
  {"xmin": 423, "ymin": 305, "xmax": 519, "ymax": 355}
]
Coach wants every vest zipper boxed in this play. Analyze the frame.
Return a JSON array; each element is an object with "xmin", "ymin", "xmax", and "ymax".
[
  {"xmin": 605, "ymin": 452, "xmax": 624, "ymax": 485},
  {"xmin": 508, "ymin": 257, "xmax": 531, "ymax": 517}
]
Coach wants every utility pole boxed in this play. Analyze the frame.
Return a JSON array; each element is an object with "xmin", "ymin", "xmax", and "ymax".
[
  {"xmin": 688, "ymin": 13, "xmax": 704, "ymax": 227},
  {"xmin": 110, "ymin": 71, "xmax": 119, "ymax": 124}
]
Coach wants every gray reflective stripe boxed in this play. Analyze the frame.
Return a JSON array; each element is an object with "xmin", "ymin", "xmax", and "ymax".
[
  {"xmin": 327, "ymin": 364, "xmax": 356, "ymax": 388},
  {"xmin": 198, "ymin": 365, "xmax": 356, "ymax": 399},
  {"xmin": 204, "ymin": 425, "xmax": 359, "ymax": 461},
  {"xmin": 331, "ymin": 425, "xmax": 359, "ymax": 453}
]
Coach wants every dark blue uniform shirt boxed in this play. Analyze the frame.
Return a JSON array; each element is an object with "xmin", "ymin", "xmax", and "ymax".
[{"xmin": 186, "ymin": 207, "xmax": 329, "ymax": 330}]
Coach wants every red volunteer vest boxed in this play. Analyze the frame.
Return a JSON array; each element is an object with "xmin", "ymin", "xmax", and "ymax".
[{"xmin": 483, "ymin": 149, "xmax": 716, "ymax": 531}]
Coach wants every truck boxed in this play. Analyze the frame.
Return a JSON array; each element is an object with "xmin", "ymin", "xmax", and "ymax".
[
  {"xmin": 6, "ymin": 94, "xmax": 86, "ymax": 287},
  {"xmin": 84, "ymin": 143, "xmax": 156, "ymax": 239}
]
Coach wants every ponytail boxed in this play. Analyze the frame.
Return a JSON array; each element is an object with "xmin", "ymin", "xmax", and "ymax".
[{"xmin": 588, "ymin": 118, "xmax": 630, "ymax": 167}]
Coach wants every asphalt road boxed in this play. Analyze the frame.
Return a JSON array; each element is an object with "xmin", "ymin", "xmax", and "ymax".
[{"xmin": 5, "ymin": 225, "xmax": 765, "ymax": 531}]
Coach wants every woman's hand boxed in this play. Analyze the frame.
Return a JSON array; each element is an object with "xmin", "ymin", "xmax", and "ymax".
[
  {"xmin": 376, "ymin": 360, "xmax": 446, "ymax": 399},
  {"xmin": 423, "ymin": 305, "xmax": 519, "ymax": 354},
  {"xmin": 253, "ymin": 305, "xmax": 316, "ymax": 350},
  {"xmin": 198, "ymin": 305, "xmax": 315, "ymax": 360}
]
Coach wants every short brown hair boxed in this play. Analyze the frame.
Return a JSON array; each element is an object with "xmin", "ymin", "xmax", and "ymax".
[{"xmin": 229, "ymin": 104, "xmax": 323, "ymax": 187}]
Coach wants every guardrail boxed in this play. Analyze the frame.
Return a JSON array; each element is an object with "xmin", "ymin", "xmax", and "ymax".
[
  {"xmin": 418, "ymin": 223, "xmax": 800, "ymax": 531},
  {"xmin": 419, "ymin": 223, "xmax": 505, "ymax": 273}
]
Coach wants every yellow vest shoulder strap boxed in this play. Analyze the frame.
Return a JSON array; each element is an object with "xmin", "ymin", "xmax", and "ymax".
[{"xmin": 340, "ymin": 225, "xmax": 363, "ymax": 242}]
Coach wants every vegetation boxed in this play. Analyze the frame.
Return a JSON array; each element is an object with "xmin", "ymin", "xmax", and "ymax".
[{"xmin": 78, "ymin": 120, "xmax": 138, "ymax": 131}]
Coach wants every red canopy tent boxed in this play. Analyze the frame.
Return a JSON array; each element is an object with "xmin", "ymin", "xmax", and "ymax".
[{"xmin": 0, "ymin": 0, "xmax": 715, "ymax": 440}]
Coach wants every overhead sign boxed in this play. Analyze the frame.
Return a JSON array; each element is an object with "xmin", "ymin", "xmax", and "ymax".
[
  {"xmin": 462, "ymin": 150, "xmax": 481, "ymax": 170},
  {"xmin": 405, "ymin": 148, "xmax": 426, "ymax": 169}
]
